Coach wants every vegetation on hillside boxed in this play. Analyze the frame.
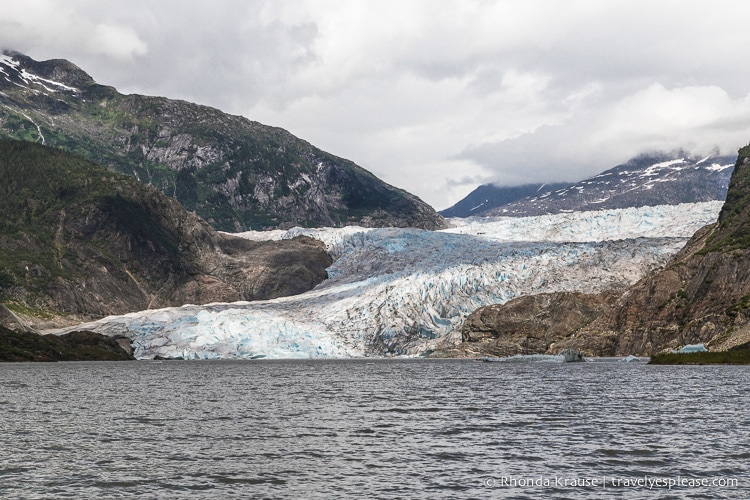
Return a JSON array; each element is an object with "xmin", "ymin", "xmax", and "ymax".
[
  {"xmin": 0, "ymin": 52, "xmax": 444, "ymax": 231},
  {"xmin": 702, "ymin": 144, "xmax": 750, "ymax": 252},
  {"xmin": 0, "ymin": 325, "xmax": 134, "ymax": 361},
  {"xmin": 0, "ymin": 140, "xmax": 146, "ymax": 295},
  {"xmin": 0, "ymin": 139, "xmax": 333, "ymax": 326},
  {"xmin": 648, "ymin": 350, "xmax": 750, "ymax": 365}
]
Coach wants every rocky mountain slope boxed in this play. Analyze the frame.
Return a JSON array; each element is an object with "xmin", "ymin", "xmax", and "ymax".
[
  {"xmin": 553, "ymin": 145, "xmax": 750, "ymax": 355},
  {"xmin": 0, "ymin": 140, "xmax": 332, "ymax": 331},
  {"xmin": 457, "ymin": 145, "xmax": 750, "ymax": 357},
  {"xmin": 0, "ymin": 50, "xmax": 444, "ymax": 231},
  {"xmin": 447, "ymin": 152, "xmax": 734, "ymax": 218},
  {"xmin": 438, "ymin": 182, "xmax": 570, "ymax": 218},
  {"xmin": 433, "ymin": 291, "xmax": 620, "ymax": 358}
]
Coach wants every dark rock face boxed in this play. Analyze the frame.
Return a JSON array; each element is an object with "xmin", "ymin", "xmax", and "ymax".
[
  {"xmin": 0, "ymin": 51, "xmax": 445, "ymax": 231},
  {"xmin": 0, "ymin": 141, "xmax": 332, "ymax": 330},
  {"xmin": 436, "ymin": 291, "xmax": 618, "ymax": 358},
  {"xmin": 0, "ymin": 325, "xmax": 134, "ymax": 361}
]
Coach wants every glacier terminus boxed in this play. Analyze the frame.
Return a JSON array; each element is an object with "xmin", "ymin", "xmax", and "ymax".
[{"xmin": 52, "ymin": 202, "xmax": 724, "ymax": 359}]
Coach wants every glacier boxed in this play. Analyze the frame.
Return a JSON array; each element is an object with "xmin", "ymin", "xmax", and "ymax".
[{"xmin": 52, "ymin": 202, "xmax": 724, "ymax": 359}]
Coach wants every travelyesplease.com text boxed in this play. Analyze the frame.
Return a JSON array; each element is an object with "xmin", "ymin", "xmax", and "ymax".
[{"xmin": 484, "ymin": 475, "xmax": 739, "ymax": 490}]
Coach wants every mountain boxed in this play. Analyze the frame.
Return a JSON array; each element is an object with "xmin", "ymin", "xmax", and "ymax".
[
  {"xmin": 38, "ymin": 139, "xmax": 748, "ymax": 359},
  {"xmin": 446, "ymin": 152, "xmax": 735, "ymax": 218},
  {"xmin": 552, "ymin": 145, "xmax": 750, "ymax": 355},
  {"xmin": 0, "ymin": 140, "xmax": 332, "ymax": 331},
  {"xmin": 0, "ymin": 51, "xmax": 444, "ymax": 232},
  {"xmin": 456, "ymin": 145, "xmax": 750, "ymax": 357},
  {"xmin": 438, "ymin": 182, "xmax": 571, "ymax": 218},
  {"xmin": 48, "ymin": 202, "xmax": 723, "ymax": 359}
]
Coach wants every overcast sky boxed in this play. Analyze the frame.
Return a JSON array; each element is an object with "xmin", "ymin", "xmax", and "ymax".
[{"xmin": 4, "ymin": 0, "xmax": 750, "ymax": 210}]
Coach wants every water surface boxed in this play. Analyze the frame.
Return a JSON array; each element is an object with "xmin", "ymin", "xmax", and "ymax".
[{"xmin": 0, "ymin": 359, "xmax": 747, "ymax": 498}]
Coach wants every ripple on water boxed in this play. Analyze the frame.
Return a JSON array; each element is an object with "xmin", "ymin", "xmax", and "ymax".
[{"xmin": 0, "ymin": 360, "xmax": 747, "ymax": 499}]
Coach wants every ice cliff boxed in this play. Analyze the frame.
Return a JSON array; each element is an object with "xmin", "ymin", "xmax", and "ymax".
[{"xmin": 54, "ymin": 202, "xmax": 724, "ymax": 359}]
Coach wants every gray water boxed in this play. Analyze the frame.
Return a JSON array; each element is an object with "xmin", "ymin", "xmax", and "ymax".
[{"xmin": 0, "ymin": 359, "xmax": 747, "ymax": 499}]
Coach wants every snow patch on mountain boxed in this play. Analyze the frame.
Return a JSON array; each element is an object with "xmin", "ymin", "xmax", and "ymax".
[
  {"xmin": 705, "ymin": 163, "xmax": 734, "ymax": 172},
  {"xmin": 639, "ymin": 158, "xmax": 686, "ymax": 176},
  {"xmin": 54, "ymin": 202, "xmax": 724, "ymax": 359},
  {"xmin": 476, "ymin": 154, "xmax": 735, "ymax": 217},
  {"xmin": 0, "ymin": 53, "xmax": 20, "ymax": 75},
  {"xmin": 0, "ymin": 53, "xmax": 80, "ymax": 94}
]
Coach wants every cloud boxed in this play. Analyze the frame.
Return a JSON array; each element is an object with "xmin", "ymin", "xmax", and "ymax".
[
  {"xmin": 458, "ymin": 83, "xmax": 750, "ymax": 186},
  {"xmin": 6, "ymin": 0, "xmax": 750, "ymax": 210},
  {"xmin": 0, "ymin": 0, "xmax": 148, "ymax": 61},
  {"xmin": 598, "ymin": 84, "xmax": 750, "ymax": 150},
  {"xmin": 92, "ymin": 24, "xmax": 148, "ymax": 60}
]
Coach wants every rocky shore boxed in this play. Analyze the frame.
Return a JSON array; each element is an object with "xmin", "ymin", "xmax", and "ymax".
[{"xmin": 0, "ymin": 324, "xmax": 134, "ymax": 361}]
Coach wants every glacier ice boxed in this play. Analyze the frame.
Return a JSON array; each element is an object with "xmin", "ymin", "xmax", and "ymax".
[
  {"xmin": 53, "ymin": 202, "xmax": 723, "ymax": 359},
  {"xmin": 672, "ymin": 344, "xmax": 708, "ymax": 353},
  {"xmin": 479, "ymin": 349, "xmax": 584, "ymax": 363}
]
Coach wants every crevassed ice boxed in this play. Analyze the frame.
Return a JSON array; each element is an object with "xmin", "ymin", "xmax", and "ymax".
[{"xmin": 56, "ymin": 202, "xmax": 723, "ymax": 359}]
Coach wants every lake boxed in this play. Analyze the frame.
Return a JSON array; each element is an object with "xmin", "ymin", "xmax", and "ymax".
[{"xmin": 0, "ymin": 359, "xmax": 747, "ymax": 499}]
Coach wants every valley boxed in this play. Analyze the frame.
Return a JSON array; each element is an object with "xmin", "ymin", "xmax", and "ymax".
[
  {"xmin": 49, "ymin": 202, "xmax": 723, "ymax": 359},
  {"xmin": 2, "ymin": 50, "xmax": 749, "ymax": 362}
]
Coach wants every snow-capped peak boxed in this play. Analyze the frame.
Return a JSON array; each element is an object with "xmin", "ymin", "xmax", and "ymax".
[
  {"xmin": 470, "ymin": 152, "xmax": 736, "ymax": 218},
  {"xmin": 0, "ymin": 52, "xmax": 80, "ymax": 94}
]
